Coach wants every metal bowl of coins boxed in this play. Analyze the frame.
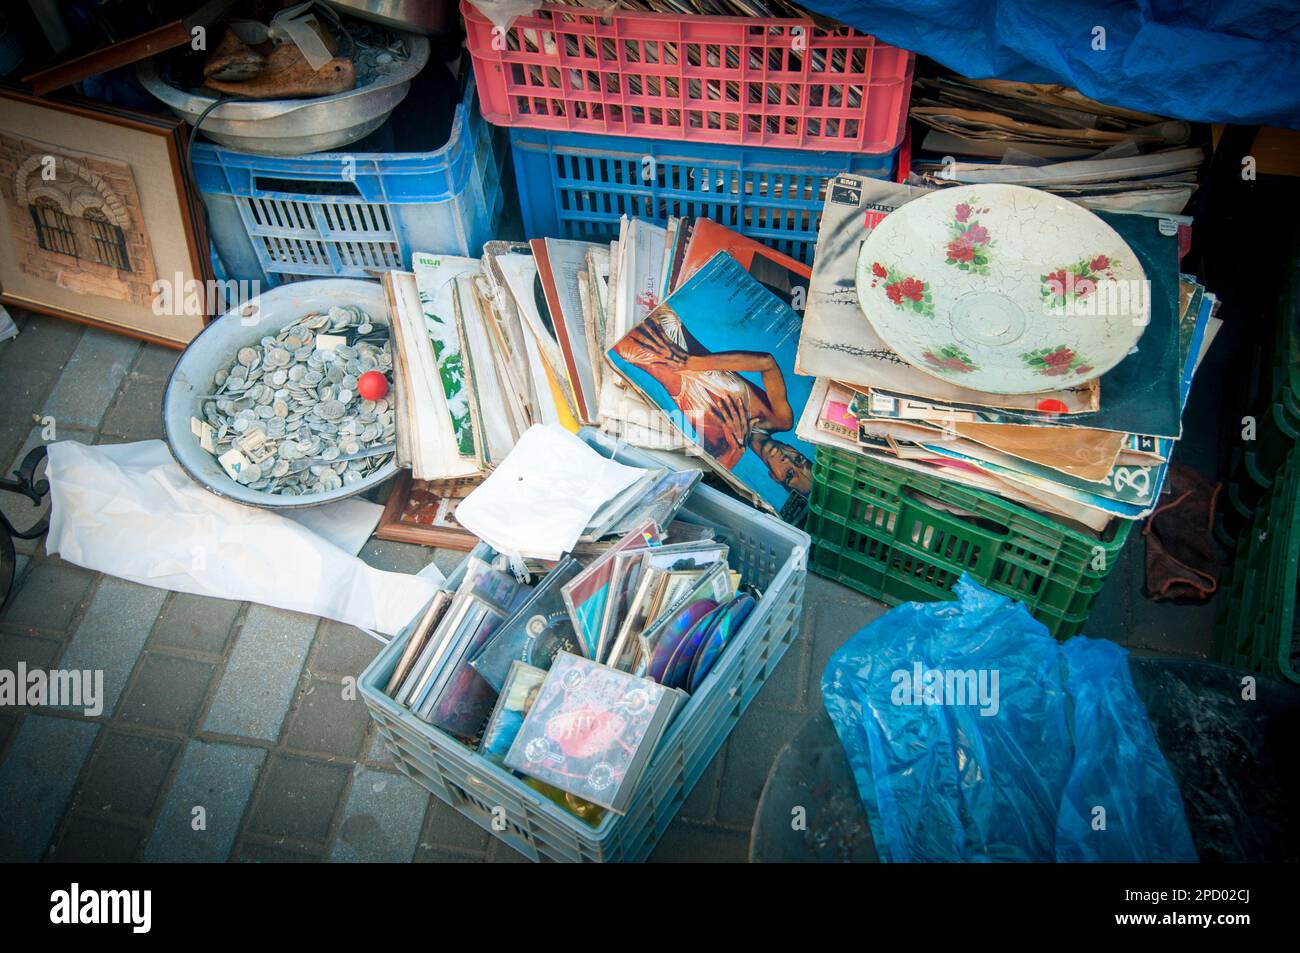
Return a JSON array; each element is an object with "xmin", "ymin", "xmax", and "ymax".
[{"xmin": 163, "ymin": 279, "xmax": 399, "ymax": 509}]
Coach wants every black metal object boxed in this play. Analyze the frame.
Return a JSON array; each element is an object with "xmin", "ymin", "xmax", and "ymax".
[{"xmin": 0, "ymin": 445, "xmax": 50, "ymax": 613}]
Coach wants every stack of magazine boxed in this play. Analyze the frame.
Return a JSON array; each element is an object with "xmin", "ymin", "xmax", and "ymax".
[{"xmin": 385, "ymin": 477, "xmax": 757, "ymax": 816}]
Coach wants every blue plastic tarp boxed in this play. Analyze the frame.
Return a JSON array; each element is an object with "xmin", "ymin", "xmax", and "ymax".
[
  {"xmin": 821, "ymin": 577, "xmax": 1198, "ymax": 862},
  {"xmin": 804, "ymin": 0, "xmax": 1300, "ymax": 128}
]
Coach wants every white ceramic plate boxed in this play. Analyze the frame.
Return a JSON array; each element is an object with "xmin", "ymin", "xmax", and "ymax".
[{"xmin": 854, "ymin": 184, "xmax": 1149, "ymax": 394}]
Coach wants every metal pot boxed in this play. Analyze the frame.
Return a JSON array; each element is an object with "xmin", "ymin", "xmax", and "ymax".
[
  {"xmin": 323, "ymin": 0, "xmax": 455, "ymax": 35},
  {"xmin": 136, "ymin": 33, "xmax": 429, "ymax": 155},
  {"xmin": 163, "ymin": 279, "xmax": 398, "ymax": 509}
]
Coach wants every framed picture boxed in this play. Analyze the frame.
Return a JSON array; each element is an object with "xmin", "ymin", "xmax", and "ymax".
[
  {"xmin": 0, "ymin": 87, "xmax": 211, "ymax": 347},
  {"xmin": 375, "ymin": 471, "xmax": 481, "ymax": 551}
]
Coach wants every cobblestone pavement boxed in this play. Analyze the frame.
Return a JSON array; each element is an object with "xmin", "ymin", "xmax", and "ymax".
[{"xmin": 0, "ymin": 310, "xmax": 1213, "ymax": 862}]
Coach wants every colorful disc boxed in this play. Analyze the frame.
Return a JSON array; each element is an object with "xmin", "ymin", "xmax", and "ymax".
[
  {"xmin": 647, "ymin": 599, "xmax": 718, "ymax": 684},
  {"xmin": 688, "ymin": 594, "xmax": 756, "ymax": 692}
]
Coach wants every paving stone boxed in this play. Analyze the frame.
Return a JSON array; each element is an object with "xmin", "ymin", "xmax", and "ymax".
[
  {"xmin": 248, "ymin": 755, "xmax": 350, "ymax": 844},
  {"xmin": 650, "ymin": 822, "xmax": 749, "ymax": 862},
  {"xmin": 78, "ymin": 731, "xmax": 180, "ymax": 818},
  {"xmin": 119, "ymin": 652, "xmax": 217, "ymax": 732},
  {"xmin": 0, "ymin": 419, "xmax": 29, "ymax": 478},
  {"xmin": 0, "ymin": 362, "xmax": 58, "ymax": 424},
  {"xmin": 5, "ymin": 424, "xmax": 86, "ymax": 475},
  {"xmin": 419, "ymin": 793, "xmax": 492, "ymax": 855},
  {"xmin": 0, "ymin": 556, "xmax": 95, "ymax": 632},
  {"xmin": 678, "ymin": 745, "xmax": 725, "ymax": 824},
  {"xmin": 41, "ymin": 329, "xmax": 139, "ymax": 429},
  {"xmin": 427, "ymin": 547, "xmax": 467, "ymax": 578},
  {"xmin": 0, "ymin": 714, "xmax": 100, "ymax": 861},
  {"xmin": 143, "ymin": 739, "xmax": 265, "ymax": 862},
  {"xmin": 60, "ymin": 577, "xmax": 167, "ymax": 717},
  {"xmin": 805, "ymin": 595, "xmax": 889, "ymax": 707},
  {"xmin": 1088, "ymin": 538, "xmax": 1213, "ymax": 657},
  {"xmin": 237, "ymin": 841, "xmax": 322, "ymax": 863},
  {"xmin": 804, "ymin": 572, "xmax": 880, "ymax": 607},
  {"xmin": 0, "ymin": 711, "xmax": 14, "ymax": 757},
  {"xmin": 365, "ymin": 727, "xmax": 397, "ymax": 769},
  {"xmin": 0, "ymin": 314, "xmax": 82, "ymax": 372},
  {"xmin": 330, "ymin": 769, "xmax": 429, "ymax": 863},
  {"xmin": 359, "ymin": 539, "xmax": 439, "ymax": 574},
  {"xmin": 0, "ymin": 631, "xmax": 64, "ymax": 672},
  {"xmin": 309, "ymin": 619, "xmax": 382, "ymax": 677},
  {"xmin": 751, "ymin": 628, "xmax": 812, "ymax": 712},
  {"xmin": 149, "ymin": 593, "xmax": 240, "ymax": 656},
  {"xmin": 133, "ymin": 345, "xmax": 179, "ymax": 382},
  {"xmin": 282, "ymin": 677, "xmax": 371, "ymax": 759},
  {"xmin": 414, "ymin": 845, "xmax": 487, "ymax": 862},
  {"xmin": 204, "ymin": 605, "xmax": 316, "ymax": 741},
  {"xmin": 100, "ymin": 375, "xmax": 165, "ymax": 440},
  {"xmin": 485, "ymin": 838, "xmax": 532, "ymax": 863},
  {"xmin": 714, "ymin": 706, "xmax": 806, "ymax": 830},
  {"xmin": 52, "ymin": 816, "xmax": 143, "ymax": 863}
]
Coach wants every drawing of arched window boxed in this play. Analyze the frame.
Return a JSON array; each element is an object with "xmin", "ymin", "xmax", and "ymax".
[
  {"xmin": 30, "ymin": 197, "xmax": 78, "ymax": 258},
  {"xmin": 84, "ymin": 208, "xmax": 131, "ymax": 272}
]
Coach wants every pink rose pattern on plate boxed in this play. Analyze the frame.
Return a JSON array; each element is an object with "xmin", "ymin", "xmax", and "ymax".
[
  {"xmin": 1041, "ymin": 254, "xmax": 1118, "ymax": 306},
  {"xmin": 1021, "ymin": 345, "xmax": 1094, "ymax": 377},
  {"xmin": 922, "ymin": 344, "xmax": 979, "ymax": 375},
  {"xmin": 869, "ymin": 261, "xmax": 934, "ymax": 318},
  {"xmin": 944, "ymin": 198, "xmax": 993, "ymax": 275}
]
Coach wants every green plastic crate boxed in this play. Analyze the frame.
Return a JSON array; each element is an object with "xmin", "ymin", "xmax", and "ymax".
[
  {"xmin": 1214, "ymin": 444, "xmax": 1300, "ymax": 683},
  {"xmin": 1220, "ymin": 238, "xmax": 1300, "ymax": 542},
  {"xmin": 805, "ymin": 447, "xmax": 1132, "ymax": 639}
]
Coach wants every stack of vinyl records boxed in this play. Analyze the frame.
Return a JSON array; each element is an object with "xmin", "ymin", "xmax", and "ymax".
[
  {"xmin": 794, "ymin": 173, "xmax": 1219, "ymax": 535},
  {"xmin": 907, "ymin": 70, "xmax": 1206, "ymax": 216}
]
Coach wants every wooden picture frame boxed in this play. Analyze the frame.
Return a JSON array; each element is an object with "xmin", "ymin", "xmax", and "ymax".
[
  {"xmin": 375, "ymin": 470, "xmax": 481, "ymax": 551},
  {"xmin": 0, "ymin": 87, "xmax": 212, "ymax": 348}
]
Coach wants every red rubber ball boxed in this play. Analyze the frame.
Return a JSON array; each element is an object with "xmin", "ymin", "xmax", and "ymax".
[{"xmin": 357, "ymin": 370, "xmax": 389, "ymax": 401}]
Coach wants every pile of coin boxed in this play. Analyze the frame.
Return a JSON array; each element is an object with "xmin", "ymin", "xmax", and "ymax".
[{"xmin": 196, "ymin": 305, "xmax": 396, "ymax": 496}]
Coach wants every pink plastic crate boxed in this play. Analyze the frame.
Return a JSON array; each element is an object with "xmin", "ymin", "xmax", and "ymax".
[{"xmin": 462, "ymin": 1, "xmax": 914, "ymax": 154}]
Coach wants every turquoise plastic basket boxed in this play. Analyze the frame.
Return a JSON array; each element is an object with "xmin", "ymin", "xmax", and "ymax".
[{"xmin": 358, "ymin": 429, "xmax": 809, "ymax": 861}]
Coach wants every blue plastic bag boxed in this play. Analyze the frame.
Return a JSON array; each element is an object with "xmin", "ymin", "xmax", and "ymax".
[
  {"xmin": 803, "ymin": 0, "xmax": 1300, "ymax": 128},
  {"xmin": 821, "ymin": 576, "xmax": 1197, "ymax": 862}
]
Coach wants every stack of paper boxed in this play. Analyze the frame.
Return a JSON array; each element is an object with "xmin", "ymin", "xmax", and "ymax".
[
  {"xmin": 908, "ymin": 72, "xmax": 1205, "ymax": 215},
  {"xmin": 453, "ymin": 424, "xmax": 662, "ymax": 561},
  {"xmin": 469, "ymin": 215, "xmax": 821, "ymax": 525},
  {"xmin": 794, "ymin": 174, "xmax": 1221, "ymax": 536},
  {"xmin": 384, "ymin": 250, "xmax": 541, "ymax": 481}
]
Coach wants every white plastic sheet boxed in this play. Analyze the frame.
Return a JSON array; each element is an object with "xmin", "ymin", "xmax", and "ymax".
[
  {"xmin": 44, "ymin": 440, "xmax": 438, "ymax": 635},
  {"xmin": 453, "ymin": 424, "xmax": 648, "ymax": 560}
]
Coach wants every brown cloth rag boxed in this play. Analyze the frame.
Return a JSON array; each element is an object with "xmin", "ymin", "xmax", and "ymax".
[{"xmin": 1144, "ymin": 464, "xmax": 1222, "ymax": 601}]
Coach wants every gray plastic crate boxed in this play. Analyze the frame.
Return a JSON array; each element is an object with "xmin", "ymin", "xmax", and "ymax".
[{"xmin": 358, "ymin": 429, "xmax": 809, "ymax": 862}]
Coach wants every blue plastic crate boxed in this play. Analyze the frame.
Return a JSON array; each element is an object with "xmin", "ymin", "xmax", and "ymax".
[
  {"xmin": 511, "ymin": 126, "xmax": 898, "ymax": 264},
  {"xmin": 358, "ymin": 429, "xmax": 810, "ymax": 862},
  {"xmin": 193, "ymin": 75, "xmax": 505, "ymax": 287}
]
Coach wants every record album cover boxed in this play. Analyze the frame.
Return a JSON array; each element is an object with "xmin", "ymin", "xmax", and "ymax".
[
  {"xmin": 472, "ymin": 558, "xmax": 585, "ymax": 692},
  {"xmin": 609, "ymin": 252, "xmax": 816, "ymax": 522},
  {"xmin": 504, "ymin": 653, "xmax": 683, "ymax": 813}
]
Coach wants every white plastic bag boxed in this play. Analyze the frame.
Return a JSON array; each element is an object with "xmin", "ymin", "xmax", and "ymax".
[{"xmin": 44, "ymin": 440, "xmax": 438, "ymax": 635}]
